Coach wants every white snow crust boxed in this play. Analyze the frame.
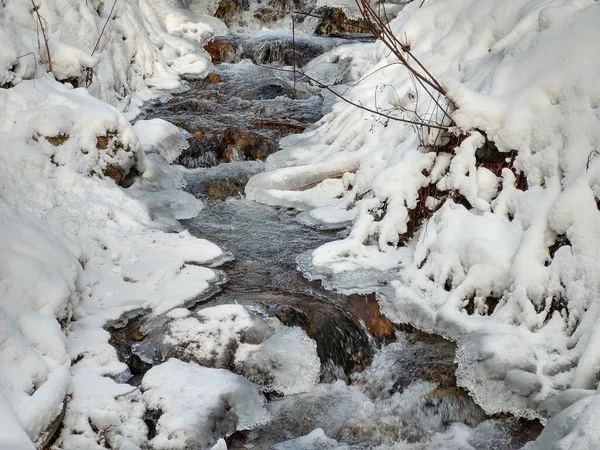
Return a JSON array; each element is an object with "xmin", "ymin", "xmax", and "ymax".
[{"xmin": 246, "ymin": 0, "xmax": 600, "ymax": 439}]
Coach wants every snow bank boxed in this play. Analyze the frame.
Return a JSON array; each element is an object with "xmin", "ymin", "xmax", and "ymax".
[
  {"xmin": 0, "ymin": 1, "xmax": 229, "ymax": 447},
  {"xmin": 247, "ymin": 0, "xmax": 600, "ymax": 429},
  {"xmin": 142, "ymin": 359, "xmax": 270, "ymax": 450}
]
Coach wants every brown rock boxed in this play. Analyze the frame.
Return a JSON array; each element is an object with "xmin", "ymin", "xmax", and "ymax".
[
  {"xmin": 214, "ymin": 0, "xmax": 249, "ymax": 26},
  {"xmin": 221, "ymin": 128, "xmax": 275, "ymax": 161},
  {"xmin": 206, "ymin": 179, "xmax": 245, "ymax": 200},
  {"xmin": 346, "ymin": 293, "xmax": 395, "ymax": 340},
  {"xmin": 205, "ymin": 73, "xmax": 222, "ymax": 83},
  {"xmin": 44, "ymin": 134, "xmax": 70, "ymax": 146},
  {"xmin": 204, "ymin": 38, "xmax": 237, "ymax": 64},
  {"xmin": 315, "ymin": 7, "xmax": 368, "ymax": 36},
  {"xmin": 253, "ymin": 6, "xmax": 282, "ymax": 23},
  {"xmin": 103, "ymin": 164, "xmax": 125, "ymax": 184}
]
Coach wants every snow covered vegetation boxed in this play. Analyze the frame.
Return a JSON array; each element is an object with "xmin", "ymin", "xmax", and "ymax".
[
  {"xmin": 3, "ymin": 0, "xmax": 600, "ymax": 447},
  {"xmin": 247, "ymin": 0, "xmax": 600, "ymax": 446},
  {"xmin": 0, "ymin": 0, "xmax": 230, "ymax": 448}
]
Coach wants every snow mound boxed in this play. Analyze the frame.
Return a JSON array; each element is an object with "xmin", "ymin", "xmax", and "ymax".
[
  {"xmin": 161, "ymin": 304, "xmax": 320, "ymax": 395},
  {"xmin": 0, "ymin": 0, "xmax": 226, "ymax": 112},
  {"xmin": 235, "ymin": 325, "xmax": 321, "ymax": 395},
  {"xmin": 142, "ymin": 359, "xmax": 270, "ymax": 450},
  {"xmin": 134, "ymin": 119, "xmax": 189, "ymax": 164},
  {"xmin": 247, "ymin": 0, "xmax": 600, "ymax": 427},
  {"xmin": 0, "ymin": 0, "xmax": 231, "ymax": 445}
]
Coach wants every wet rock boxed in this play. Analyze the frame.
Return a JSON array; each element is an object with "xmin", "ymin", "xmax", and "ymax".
[
  {"xmin": 261, "ymin": 295, "xmax": 375, "ymax": 382},
  {"xmin": 214, "ymin": 0, "xmax": 250, "ymax": 26},
  {"xmin": 315, "ymin": 7, "xmax": 368, "ymax": 37},
  {"xmin": 352, "ymin": 333, "xmax": 459, "ymax": 399},
  {"xmin": 205, "ymin": 73, "xmax": 223, "ymax": 83},
  {"xmin": 204, "ymin": 34, "xmax": 326, "ymax": 66},
  {"xmin": 107, "ymin": 311, "xmax": 153, "ymax": 382},
  {"xmin": 253, "ymin": 6, "xmax": 282, "ymax": 23},
  {"xmin": 207, "ymin": 179, "xmax": 246, "ymax": 200},
  {"xmin": 185, "ymin": 161, "xmax": 265, "ymax": 200},
  {"xmin": 177, "ymin": 128, "xmax": 277, "ymax": 169},
  {"xmin": 204, "ymin": 38, "xmax": 240, "ymax": 64},
  {"xmin": 346, "ymin": 293, "xmax": 395, "ymax": 341}
]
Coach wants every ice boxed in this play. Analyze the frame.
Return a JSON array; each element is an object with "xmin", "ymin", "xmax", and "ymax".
[
  {"xmin": 133, "ymin": 119, "xmax": 190, "ymax": 164},
  {"xmin": 142, "ymin": 359, "xmax": 270, "ymax": 450},
  {"xmin": 524, "ymin": 393, "xmax": 600, "ymax": 450},
  {"xmin": 273, "ymin": 428, "xmax": 350, "ymax": 450},
  {"xmin": 235, "ymin": 326, "xmax": 321, "ymax": 395}
]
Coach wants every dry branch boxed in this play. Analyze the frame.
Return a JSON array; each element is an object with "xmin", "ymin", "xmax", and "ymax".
[{"xmin": 30, "ymin": 0, "xmax": 52, "ymax": 73}]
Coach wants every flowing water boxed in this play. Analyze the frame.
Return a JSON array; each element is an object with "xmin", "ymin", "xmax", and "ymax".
[{"xmin": 110, "ymin": 13, "xmax": 543, "ymax": 450}]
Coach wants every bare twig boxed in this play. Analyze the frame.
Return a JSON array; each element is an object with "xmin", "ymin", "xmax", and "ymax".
[
  {"xmin": 254, "ymin": 62, "xmax": 450, "ymax": 130},
  {"xmin": 86, "ymin": 0, "xmax": 118, "ymax": 87},
  {"xmin": 92, "ymin": 0, "xmax": 119, "ymax": 56},
  {"xmin": 296, "ymin": 68, "xmax": 450, "ymax": 130},
  {"xmin": 354, "ymin": 0, "xmax": 454, "ymax": 123},
  {"xmin": 16, "ymin": 52, "xmax": 38, "ymax": 86},
  {"xmin": 292, "ymin": 13, "xmax": 296, "ymax": 98},
  {"xmin": 30, "ymin": 0, "xmax": 52, "ymax": 72},
  {"xmin": 586, "ymin": 150, "xmax": 600, "ymax": 171}
]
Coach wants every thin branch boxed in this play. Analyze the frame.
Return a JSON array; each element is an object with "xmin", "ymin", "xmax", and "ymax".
[
  {"xmin": 254, "ymin": 62, "xmax": 450, "ymax": 130},
  {"xmin": 586, "ymin": 150, "xmax": 600, "ymax": 171},
  {"xmin": 30, "ymin": 0, "xmax": 52, "ymax": 72},
  {"xmin": 16, "ymin": 52, "xmax": 38, "ymax": 87},
  {"xmin": 355, "ymin": 0, "xmax": 454, "ymax": 123},
  {"xmin": 92, "ymin": 0, "xmax": 119, "ymax": 56},
  {"xmin": 297, "ymin": 68, "xmax": 450, "ymax": 130}
]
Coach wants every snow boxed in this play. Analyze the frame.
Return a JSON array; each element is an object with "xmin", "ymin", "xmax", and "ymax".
[
  {"xmin": 0, "ymin": 0, "xmax": 229, "ymax": 447},
  {"xmin": 133, "ymin": 119, "xmax": 190, "ymax": 164},
  {"xmin": 160, "ymin": 304, "xmax": 320, "ymax": 395},
  {"xmin": 142, "ymin": 358, "xmax": 270, "ymax": 450},
  {"xmin": 246, "ymin": 0, "xmax": 600, "ymax": 440}
]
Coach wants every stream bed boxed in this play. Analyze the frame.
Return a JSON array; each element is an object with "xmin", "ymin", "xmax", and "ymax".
[{"xmin": 111, "ymin": 24, "xmax": 542, "ymax": 450}]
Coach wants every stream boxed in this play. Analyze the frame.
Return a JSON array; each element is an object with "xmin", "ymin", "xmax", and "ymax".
[{"xmin": 110, "ymin": 12, "xmax": 542, "ymax": 450}]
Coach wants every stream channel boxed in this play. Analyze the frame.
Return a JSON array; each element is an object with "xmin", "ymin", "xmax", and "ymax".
[{"xmin": 110, "ymin": 18, "xmax": 542, "ymax": 450}]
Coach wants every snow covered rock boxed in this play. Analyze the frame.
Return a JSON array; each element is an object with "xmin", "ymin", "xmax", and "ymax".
[
  {"xmin": 134, "ymin": 119, "xmax": 189, "ymax": 164},
  {"xmin": 235, "ymin": 325, "xmax": 321, "ymax": 395},
  {"xmin": 142, "ymin": 359, "xmax": 270, "ymax": 450},
  {"xmin": 0, "ymin": 69, "xmax": 223, "ymax": 450},
  {"xmin": 273, "ymin": 428, "xmax": 349, "ymax": 450},
  {"xmin": 160, "ymin": 304, "xmax": 320, "ymax": 395}
]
